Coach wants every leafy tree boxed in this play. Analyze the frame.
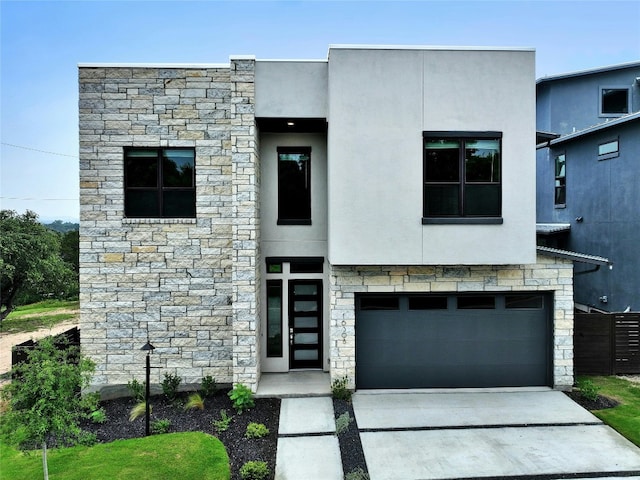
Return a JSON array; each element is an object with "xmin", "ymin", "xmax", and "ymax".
[
  {"xmin": 60, "ymin": 229, "xmax": 80, "ymax": 273},
  {"xmin": 1, "ymin": 337, "xmax": 97, "ymax": 480},
  {"xmin": 0, "ymin": 210, "xmax": 77, "ymax": 320}
]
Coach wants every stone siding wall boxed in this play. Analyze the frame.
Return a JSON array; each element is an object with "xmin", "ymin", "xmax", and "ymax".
[
  {"xmin": 79, "ymin": 66, "xmax": 236, "ymax": 388},
  {"xmin": 329, "ymin": 255, "xmax": 575, "ymax": 389},
  {"xmin": 229, "ymin": 58, "xmax": 262, "ymax": 389}
]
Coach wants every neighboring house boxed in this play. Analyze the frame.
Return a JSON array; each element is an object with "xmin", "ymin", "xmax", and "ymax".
[
  {"xmin": 536, "ymin": 61, "xmax": 640, "ymax": 313},
  {"xmin": 79, "ymin": 45, "xmax": 580, "ymax": 394}
]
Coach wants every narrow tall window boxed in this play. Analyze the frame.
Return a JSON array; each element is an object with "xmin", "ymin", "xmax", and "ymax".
[
  {"xmin": 124, "ymin": 148, "xmax": 195, "ymax": 218},
  {"xmin": 277, "ymin": 147, "xmax": 311, "ymax": 225},
  {"xmin": 600, "ymin": 87, "xmax": 629, "ymax": 116},
  {"xmin": 423, "ymin": 132, "xmax": 502, "ymax": 220},
  {"xmin": 554, "ymin": 153, "xmax": 566, "ymax": 207},
  {"xmin": 266, "ymin": 280, "xmax": 283, "ymax": 357}
]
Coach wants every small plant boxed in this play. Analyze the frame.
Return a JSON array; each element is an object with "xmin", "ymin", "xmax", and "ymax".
[
  {"xmin": 335, "ymin": 411, "xmax": 353, "ymax": 434},
  {"xmin": 200, "ymin": 375, "xmax": 217, "ymax": 398},
  {"xmin": 578, "ymin": 378, "xmax": 600, "ymax": 402},
  {"xmin": 151, "ymin": 418, "xmax": 171, "ymax": 434},
  {"xmin": 77, "ymin": 431, "xmax": 98, "ymax": 447},
  {"xmin": 212, "ymin": 409, "xmax": 233, "ymax": 434},
  {"xmin": 89, "ymin": 408, "xmax": 107, "ymax": 424},
  {"xmin": 245, "ymin": 422, "xmax": 270, "ymax": 439},
  {"xmin": 161, "ymin": 373, "xmax": 182, "ymax": 402},
  {"xmin": 184, "ymin": 393, "xmax": 205, "ymax": 411},
  {"xmin": 228, "ymin": 383, "xmax": 255, "ymax": 413},
  {"xmin": 129, "ymin": 401, "xmax": 150, "ymax": 421},
  {"xmin": 127, "ymin": 379, "xmax": 146, "ymax": 402},
  {"xmin": 345, "ymin": 467, "xmax": 370, "ymax": 480},
  {"xmin": 331, "ymin": 375, "xmax": 352, "ymax": 402},
  {"xmin": 239, "ymin": 460, "xmax": 269, "ymax": 480}
]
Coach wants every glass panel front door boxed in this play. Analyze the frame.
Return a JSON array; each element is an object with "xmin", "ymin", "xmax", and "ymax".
[{"xmin": 289, "ymin": 279, "xmax": 323, "ymax": 369}]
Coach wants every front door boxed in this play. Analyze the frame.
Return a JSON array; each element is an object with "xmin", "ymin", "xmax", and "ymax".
[{"xmin": 289, "ymin": 280, "xmax": 323, "ymax": 369}]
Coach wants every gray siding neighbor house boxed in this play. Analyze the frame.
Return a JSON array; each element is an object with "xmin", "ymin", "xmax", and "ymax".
[
  {"xmin": 79, "ymin": 45, "xmax": 577, "ymax": 394},
  {"xmin": 536, "ymin": 61, "xmax": 640, "ymax": 313}
]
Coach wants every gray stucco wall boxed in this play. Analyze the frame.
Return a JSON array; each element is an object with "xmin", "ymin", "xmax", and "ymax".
[
  {"xmin": 326, "ymin": 47, "xmax": 537, "ymax": 266},
  {"xmin": 537, "ymin": 119, "xmax": 640, "ymax": 312},
  {"xmin": 536, "ymin": 66, "xmax": 640, "ymax": 135}
]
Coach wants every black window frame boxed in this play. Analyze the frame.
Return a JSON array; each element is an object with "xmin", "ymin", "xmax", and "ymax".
[
  {"xmin": 422, "ymin": 131, "xmax": 503, "ymax": 224},
  {"xmin": 554, "ymin": 152, "xmax": 566, "ymax": 208},
  {"xmin": 277, "ymin": 146, "xmax": 312, "ymax": 225},
  {"xmin": 124, "ymin": 147, "xmax": 196, "ymax": 218},
  {"xmin": 598, "ymin": 138, "xmax": 619, "ymax": 161},
  {"xmin": 600, "ymin": 87, "xmax": 630, "ymax": 117}
]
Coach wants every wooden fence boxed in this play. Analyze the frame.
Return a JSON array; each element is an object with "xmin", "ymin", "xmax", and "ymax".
[{"xmin": 574, "ymin": 313, "xmax": 640, "ymax": 375}]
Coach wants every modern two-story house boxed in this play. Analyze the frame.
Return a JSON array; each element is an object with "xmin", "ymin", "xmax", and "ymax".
[
  {"xmin": 79, "ymin": 45, "xmax": 580, "ymax": 394},
  {"xmin": 536, "ymin": 61, "xmax": 640, "ymax": 313}
]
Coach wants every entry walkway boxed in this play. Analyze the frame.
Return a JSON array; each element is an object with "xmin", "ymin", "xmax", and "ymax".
[{"xmin": 275, "ymin": 397, "xmax": 342, "ymax": 480}]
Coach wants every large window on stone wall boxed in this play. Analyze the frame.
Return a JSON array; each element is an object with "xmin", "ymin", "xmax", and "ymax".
[
  {"xmin": 277, "ymin": 146, "xmax": 311, "ymax": 225},
  {"xmin": 124, "ymin": 148, "xmax": 195, "ymax": 218},
  {"xmin": 423, "ymin": 132, "xmax": 502, "ymax": 223}
]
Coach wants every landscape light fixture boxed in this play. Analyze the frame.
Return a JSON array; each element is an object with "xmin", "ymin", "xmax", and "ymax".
[{"xmin": 140, "ymin": 340, "xmax": 155, "ymax": 436}]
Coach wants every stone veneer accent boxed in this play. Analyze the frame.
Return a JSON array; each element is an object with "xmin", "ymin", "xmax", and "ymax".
[
  {"xmin": 329, "ymin": 255, "xmax": 575, "ymax": 390},
  {"xmin": 229, "ymin": 58, "xmax": 261, "ymax": 389},
  {"xmin": 79, "ymin": 64, "xmax": 244, "ymax": 388}
]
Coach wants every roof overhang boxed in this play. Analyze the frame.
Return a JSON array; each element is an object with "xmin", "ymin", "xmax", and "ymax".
[
  {"xmin": 536, "ymin": 223, "xmax": 571, "ymax": 235},
  {"xmin": 536, "ymin": 131, "xmax": 560, "ymax": 148},
  {"xmin": 537, "ymin": 246, "xmax": 612, "ymax": 267},
  {"xmin": 549, "ymin": 112, "xmax": 640, "ymax": 146}
]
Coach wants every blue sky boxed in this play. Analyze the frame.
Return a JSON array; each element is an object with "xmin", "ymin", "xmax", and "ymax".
[{"xmin": 1, "ymin": 0, "xmax": 639, "ymax": 222}]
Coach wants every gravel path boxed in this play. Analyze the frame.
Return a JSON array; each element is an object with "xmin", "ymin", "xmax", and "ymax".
[{"xmin": 0, "ymin": 320, "xmax": 79, "ymax": 376}]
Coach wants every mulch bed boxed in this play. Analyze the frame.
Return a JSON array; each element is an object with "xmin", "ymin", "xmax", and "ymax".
[
  {"xmin": 81, "ymin": 390, "xmax": 280, "ymax": 480},
  {"xmin": 333, "ymin": 398, "xmax": 369, "ymax": 478},
  {"xmin": 565, "ymin": 391, "xmax": 620, "ymax": 410}
]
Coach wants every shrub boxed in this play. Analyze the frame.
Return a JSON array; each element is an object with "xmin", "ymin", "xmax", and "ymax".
[
  {"xmin": 245, "ymin": 422, "xmax": 270, "ymax": 439},
  {"xmin": 335, "ymin": 411, "xmax": 353, "ymax": 434},
  {"xmin": 184, "ymin": 393, "xmax": 205, "ymax": 411},
  {"xmin": 161, "ymin": 373, "xmax": 182, "ymax": 402},
  {"xmin": 129, "ymin": 401, "xmax": 150, "ymax": 422},
  {"xmin": 127, "ymin": 379, "xmax": 145, "ymax": 402},
  {"xmin": 331, "ymin": 375, "xmax": 352, "ymax": 402},
  {"xmin": 212, "ymin": 409, "xmax": 233, "ymax": 434},
  {"xmin": 200, "ymin": 375, "xmax": 217, "ymax": 398},
  {"xmin": 345, "ymin": 467, "xmax": 370, "ymax": 480},
  {"xmin": 578, "ymin": 378, "xmax": 600, "ymax": 402},
  {"xmin": 228, "ymin": 383, "xmax": 255, "ymax": 413},
  {"xmin": 239, "ymin": 460, "xmax": 269, "ymax": 480},
  {"xmin": 89, "ymin": 408, "xmax": 107, "ymax": 424},
  {"xmin": 151, "ymin": 419, "xmax": 171, "ymax": 434}
]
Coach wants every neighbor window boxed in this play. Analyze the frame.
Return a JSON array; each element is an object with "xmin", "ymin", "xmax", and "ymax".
[
  {"xmin": 423, "ymin": 132, "xmax": 502, "ymax": 222},
  {"xmin": 598, "ymin": 139, "xmax": 619, "ymax": 160},
  {"xmin": 278, "ymin": 147, "xmax": 311, "ymax": 225},
  {"xmin": 124, "ymin": 148, "xmax": 195, "ymax": 218},
  {"xmin": 554, "ymin": 153, "xmax": 566, "ymax": 207},
  {"xmin": 600, "ymin": 87, "xmax": 630, "ymax": 116}
]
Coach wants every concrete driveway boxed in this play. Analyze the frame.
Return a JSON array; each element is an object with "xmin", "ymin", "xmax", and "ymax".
[{"xmin": 352, "ymin": 388, "xmax": 640, "ymax": 480}]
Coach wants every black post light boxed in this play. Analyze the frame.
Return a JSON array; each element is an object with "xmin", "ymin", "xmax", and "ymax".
[{"xmin": 140, "ymin": 340, "xmax": 155, "ymax": 436}]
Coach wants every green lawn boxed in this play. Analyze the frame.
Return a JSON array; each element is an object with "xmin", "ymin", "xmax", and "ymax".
[
  {"xmin": 1, "ymin": 300, "xmax": 79, "ymax": 333},
  {"xmin": 0, "ymin": 432, "xmax": 230, "ymax": 480},
  {"xmin": 580, "ymin": 375, "xmax": 640, "ymax": 447}
]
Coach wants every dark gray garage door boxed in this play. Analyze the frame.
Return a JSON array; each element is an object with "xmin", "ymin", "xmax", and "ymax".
[{"xmin": 356, "ymin": 293, "xmax": 552, "ymax": 389}]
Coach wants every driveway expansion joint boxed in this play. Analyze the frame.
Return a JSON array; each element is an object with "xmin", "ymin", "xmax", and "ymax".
[
  {"xmin": 448, "ymin": 471, "xmax": 640, "ymax": 480},
  {"xmin": 358, "ymin": 421, "xmax": 605, "ymax": 433}
]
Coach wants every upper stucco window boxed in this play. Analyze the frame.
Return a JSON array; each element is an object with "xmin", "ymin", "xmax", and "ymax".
[
  {"xmin": 423, "ymin": 132, "xmax": 502, "ymax": 224},
  {"xmin": 598, "ymin": 139, "xmax": 619, "ymax": 160},
  {"xmin": 124, "ymin": 147, "xmax": 195, "ymax": 218},
  {"xmin": 277, "ymin": 147, "xmax": 311, "ymax": 225},
  {"xmin": 600, "ymin": 87, "xmax": 630, "ymax": 116}
]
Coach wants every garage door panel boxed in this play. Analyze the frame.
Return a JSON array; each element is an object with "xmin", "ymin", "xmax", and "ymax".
[{"xmin": 356, "ymin": 293, "xmax": 551, "ymax": 389}]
